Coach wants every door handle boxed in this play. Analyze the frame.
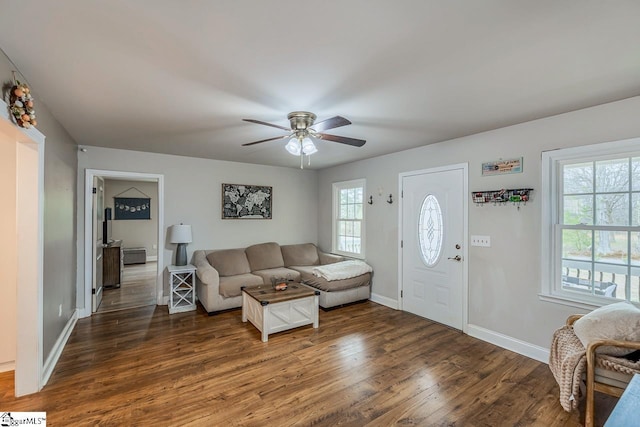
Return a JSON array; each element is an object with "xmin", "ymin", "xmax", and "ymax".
[{"xmin": 447, "ymin": 255, "xmax": 462, "ymax": 261}]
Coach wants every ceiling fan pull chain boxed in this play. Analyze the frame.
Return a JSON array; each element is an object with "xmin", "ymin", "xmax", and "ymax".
[{"xmin": 300, "ymin": 153, "xmax": 304, "ymax": 169}]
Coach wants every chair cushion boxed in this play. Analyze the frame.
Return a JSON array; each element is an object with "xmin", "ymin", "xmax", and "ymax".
[
  {"xmin": 245, "ymin": 242, "xmax": 284, "ymax": 271},
  {"xmin": 207, "ymin": 249, "xmax": 251, "ymax": 277},
  {"xmin": 281, "ymin": 243, "xmax": 320, "ymax": 266},
  {"xmin": 573, "ymin": 301, "xmax": 640, "ymax": 356},
  {"xmin": 219, "ymin": 273, "xmax": 263, "ymax": 298}
]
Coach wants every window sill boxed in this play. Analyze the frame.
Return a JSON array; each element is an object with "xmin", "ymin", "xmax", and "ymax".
[{"xmin": 538, "ymin": 293, "xmax": 603, "ymax": 311}]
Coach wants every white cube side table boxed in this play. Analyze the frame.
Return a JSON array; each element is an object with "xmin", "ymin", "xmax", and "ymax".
[{"xmin": 167, "ymin": 264, "xmax": 197, "ymax": 314}]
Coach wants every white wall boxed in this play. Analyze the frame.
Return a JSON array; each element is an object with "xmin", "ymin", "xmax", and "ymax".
[
  {"xmin": 0, "ymin": 129, "xmax": 17, "ymax": 371},
  {"xmin": 76, "ymin": 147, "xmax": 318, "ymax": 308},
  {"xmin": 104, "ymin": 179, "xmax": 158, "ymax": 258},
  {"xmin": 318, "ymin": 96, "xmax": 640, "ymax": 350}
]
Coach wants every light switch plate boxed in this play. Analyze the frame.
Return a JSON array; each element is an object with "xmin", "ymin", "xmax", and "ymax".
[{"xmin": 471, "ymin": 235, "xmax": 491, "ymax": 247}]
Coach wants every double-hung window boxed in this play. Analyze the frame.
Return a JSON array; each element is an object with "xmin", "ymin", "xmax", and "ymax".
[
  {"xmin": 541, "ymin": 138, "xmax": 640, "ymax": 307},
  {"xmin": 332, "ymin": 179, "xmax": 365, "ymax": 258}
]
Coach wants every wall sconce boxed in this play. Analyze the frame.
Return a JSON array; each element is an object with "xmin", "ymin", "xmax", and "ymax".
[
  {"xmin": 387, "ymin": 194, "xmax": 393, "ymax": 204},
  {"xmin": 368, "ymin": 195, "xmax": 373, "ymax": 205}
]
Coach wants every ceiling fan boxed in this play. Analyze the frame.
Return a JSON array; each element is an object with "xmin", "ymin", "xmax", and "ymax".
[{"xmin": 242, "ymin": 111, "xmax": 366, "ymax": 168}]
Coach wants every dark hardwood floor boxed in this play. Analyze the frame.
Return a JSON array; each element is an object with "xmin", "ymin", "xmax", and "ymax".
[{"xmin": 0, "ymin": 302, "xmax": 616, "ymax": 426}]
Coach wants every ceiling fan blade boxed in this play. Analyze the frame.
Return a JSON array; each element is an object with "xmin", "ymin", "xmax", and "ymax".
[
  {"xmin": 243, "ymin": 118, "xmax": 291, "ymax": 132},
  {"xmin": 318, "ymin": 133, "xmax": 366, "ymax": 147},
  {"xmin": 311, "ymin": 116, "xmax": 351, "ymax": 132},
  {"xmin": 241, "ymin": 135, "xmax": 290, "ymax": 146}
]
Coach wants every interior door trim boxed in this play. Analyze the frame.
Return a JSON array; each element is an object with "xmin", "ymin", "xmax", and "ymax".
[
  {"xmin": 82, "ymin": 169, "xmax": 165, "ymax": 318},
  {"xmin": 397, "ymin": 163, "xmax": 469, "ymax": 333}
]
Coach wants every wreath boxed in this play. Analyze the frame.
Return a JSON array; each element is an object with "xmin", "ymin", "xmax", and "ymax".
[{"xmin": 9, "ymin": 81, "xmax": 37, "ymax": 128}]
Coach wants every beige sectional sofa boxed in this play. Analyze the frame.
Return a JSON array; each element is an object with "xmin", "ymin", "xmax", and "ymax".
[{"xmin": 193, "ymin": 242, "xmax": 371, "ymax": 314}]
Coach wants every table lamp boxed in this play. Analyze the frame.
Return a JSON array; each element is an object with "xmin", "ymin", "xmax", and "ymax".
[{"xmin": 169, "ymin": 224, "xmax": 192, "ymax": 266}]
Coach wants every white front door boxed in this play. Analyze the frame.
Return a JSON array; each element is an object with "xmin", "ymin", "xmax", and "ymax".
[{"xmin": 401, "ymin": 166, "xmax": 465, "ymax": 330}]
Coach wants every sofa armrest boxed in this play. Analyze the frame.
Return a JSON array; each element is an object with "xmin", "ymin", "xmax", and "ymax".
[
  {"xmin": 319, "ymin": 251, "xmax": 344, "ymax": 265},
  {"xmin": 193, "ymin": 250, "xmax": 220, "ymax": 287}
]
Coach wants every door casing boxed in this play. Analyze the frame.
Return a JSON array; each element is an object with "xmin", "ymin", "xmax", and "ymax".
[
  {"xmin": 82, "ymin": 169, "xmax": 165, "ymax": 318},
  {"xmin": 1, "ymin": 100, "xmax": 45, "ymax": 396}
]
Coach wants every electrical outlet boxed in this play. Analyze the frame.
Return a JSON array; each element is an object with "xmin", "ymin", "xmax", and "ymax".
[
  {"xmin": 58, "ymin": 304, "xmax": 62, "ymax": 317},
  {"xmin": 471, "ymin": 235, "xmax": 491, "ymax": 247},
  {"xmin": 152, "ymin": 244, "xmax": 157, "ymax": 249}
]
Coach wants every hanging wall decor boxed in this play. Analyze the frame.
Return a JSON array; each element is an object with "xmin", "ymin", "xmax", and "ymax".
[
  {"xmin": 471, "ymin": 188, "xmax": 533, "ymax": 209},
  {"xmin": 481, "ymin": 157, "xmax": 523, "ymax": 176},
  {"xmin": 113, "ymin": 186, "xmax": 153, "ymax": 220},
  {"xmin": 222, "ymin": 183, "xmax": 272, "ymax": 219},
  {"xmin": 114, "ymin": 197, "xmax": 151, "ymax": 220},
  {"xmin": 9, "ymin": 72, "xmax": 37, "ymax": 129}
]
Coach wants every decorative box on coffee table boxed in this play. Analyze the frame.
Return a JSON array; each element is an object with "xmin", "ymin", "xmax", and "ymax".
[
  {"xmin": 242, "ymin": 283, "xmax": 320, "ymax": 342},
  {"xmin": 167, "ymin": 264, "xmax": 197, "ymax": 314}
]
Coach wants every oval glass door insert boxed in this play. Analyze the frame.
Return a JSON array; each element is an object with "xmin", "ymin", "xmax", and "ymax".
[{"xmin": 418, "ymin": 194, "xmax": 443, "ymax": 267}]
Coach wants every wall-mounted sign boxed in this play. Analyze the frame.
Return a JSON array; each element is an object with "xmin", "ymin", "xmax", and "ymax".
[{"xmin": 482, "ymin": 157, "xmax": 523, "ymax": 176}]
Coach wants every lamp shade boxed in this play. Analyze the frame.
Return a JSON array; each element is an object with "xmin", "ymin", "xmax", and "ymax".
[
  {"xmin": 169, "ymin": 224, "xmax": 192, "ymax": 244},
  {"xmin": 301, "ymin": 137, "xmax": 317, "ymax": 155},
  {"xmin": 285, "ymin": 137, "xmax": 301, "ymax": 155}
]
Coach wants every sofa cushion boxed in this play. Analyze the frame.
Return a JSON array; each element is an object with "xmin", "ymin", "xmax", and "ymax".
[
  {"xmin": 319, "ymin": 252, "xmax": 343, "ymax": 265},
  {"xmin": 281, "ymin": 243, "xmax": 320, "ymax": 267},
  {"xmin": 219, "ymin": 273, "xmax": 263, "ymax": 298},
  {"xmin": 289, "ymin": 266, "xmax": 371, "ymax": 292},
  {"xmin": 207, "ymin": 249, "xmax": 251, "ymax": 276},
  {"xmin": 245, "ymin": 242, "xmax": 284, "ymax": 271},
  {"xmin": 252, "ymin": 267, "xmax": 301, "ymax": 285}
]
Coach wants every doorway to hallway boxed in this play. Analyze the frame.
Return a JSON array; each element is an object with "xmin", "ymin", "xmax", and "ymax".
[{"xmin": 83, "ymin": 169, "xmax": 164, "ymax": 318}]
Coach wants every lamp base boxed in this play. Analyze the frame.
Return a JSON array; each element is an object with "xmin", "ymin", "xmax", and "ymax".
[{"xmin": 175, "ymin": 243, "xmax": 188, "ymax": 266}]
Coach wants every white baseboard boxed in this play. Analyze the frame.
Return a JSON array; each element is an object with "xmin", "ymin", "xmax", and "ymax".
[
  {"xmin": 42, "ymin": 309, "xmax": 78, "ymax": 386},
  {"xmin": 146, "ymin": 255, "xmax": 158, "ymax": 262},
  {"xmin": 0, "ymin": 361, "xmax": 15, "ymax": 373},
  {"xmin": 370, "ymin": 293, "xmax": 399, "ymax": 310},
  {"xmin": 467, "ymin": 324, "xmax": 550, "ymax": 364}
]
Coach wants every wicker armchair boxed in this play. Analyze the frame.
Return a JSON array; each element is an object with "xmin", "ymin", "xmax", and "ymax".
[{"xmin": 566, "ymin": 314, "xmax": 640, "ymax": 427}]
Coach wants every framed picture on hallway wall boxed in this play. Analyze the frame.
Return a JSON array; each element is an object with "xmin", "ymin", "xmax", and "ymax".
[
  {"xmin": 222, "ymin": 183, "xmax": 272, "ymax": 219},
  {"xmin": 114, "ymin": 197, "xmax": 151, "ymax": 220}
]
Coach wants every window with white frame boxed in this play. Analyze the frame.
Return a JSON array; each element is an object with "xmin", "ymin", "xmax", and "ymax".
[
  {"xmin": 332, "ymin": 179, "xmax": 365, "ymax": 258},
  {"xmin": 541, "ymin": 138, "xmax": 640, "ymax": 307}
]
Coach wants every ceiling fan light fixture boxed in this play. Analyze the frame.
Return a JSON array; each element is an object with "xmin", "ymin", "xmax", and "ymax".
[
  {"xmin": 285, "ymin": 137, "xmax": 301, "ymax": 155},
  {"xmin": 242, "ymin": 111, "xmax": 366, "ymax": 168},
  {"xmin": 301, "ymin": 137, "xmax": 317, "ymax": 155}
]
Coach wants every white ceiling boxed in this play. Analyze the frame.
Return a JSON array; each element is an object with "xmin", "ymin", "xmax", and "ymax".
[{"xmin": 1, "ymin": 1, "xmax": 639, "ymax": 170}]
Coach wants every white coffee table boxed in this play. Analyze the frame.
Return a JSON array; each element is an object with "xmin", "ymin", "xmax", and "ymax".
[{"xmin": 242, "ymin": 283, "xmax": 319, "ymax": 342}]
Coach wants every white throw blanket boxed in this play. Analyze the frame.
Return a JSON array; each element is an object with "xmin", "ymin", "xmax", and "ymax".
[{"xmin": 313, "ymin": 260, "xmax": 372, "ymax": 281}]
